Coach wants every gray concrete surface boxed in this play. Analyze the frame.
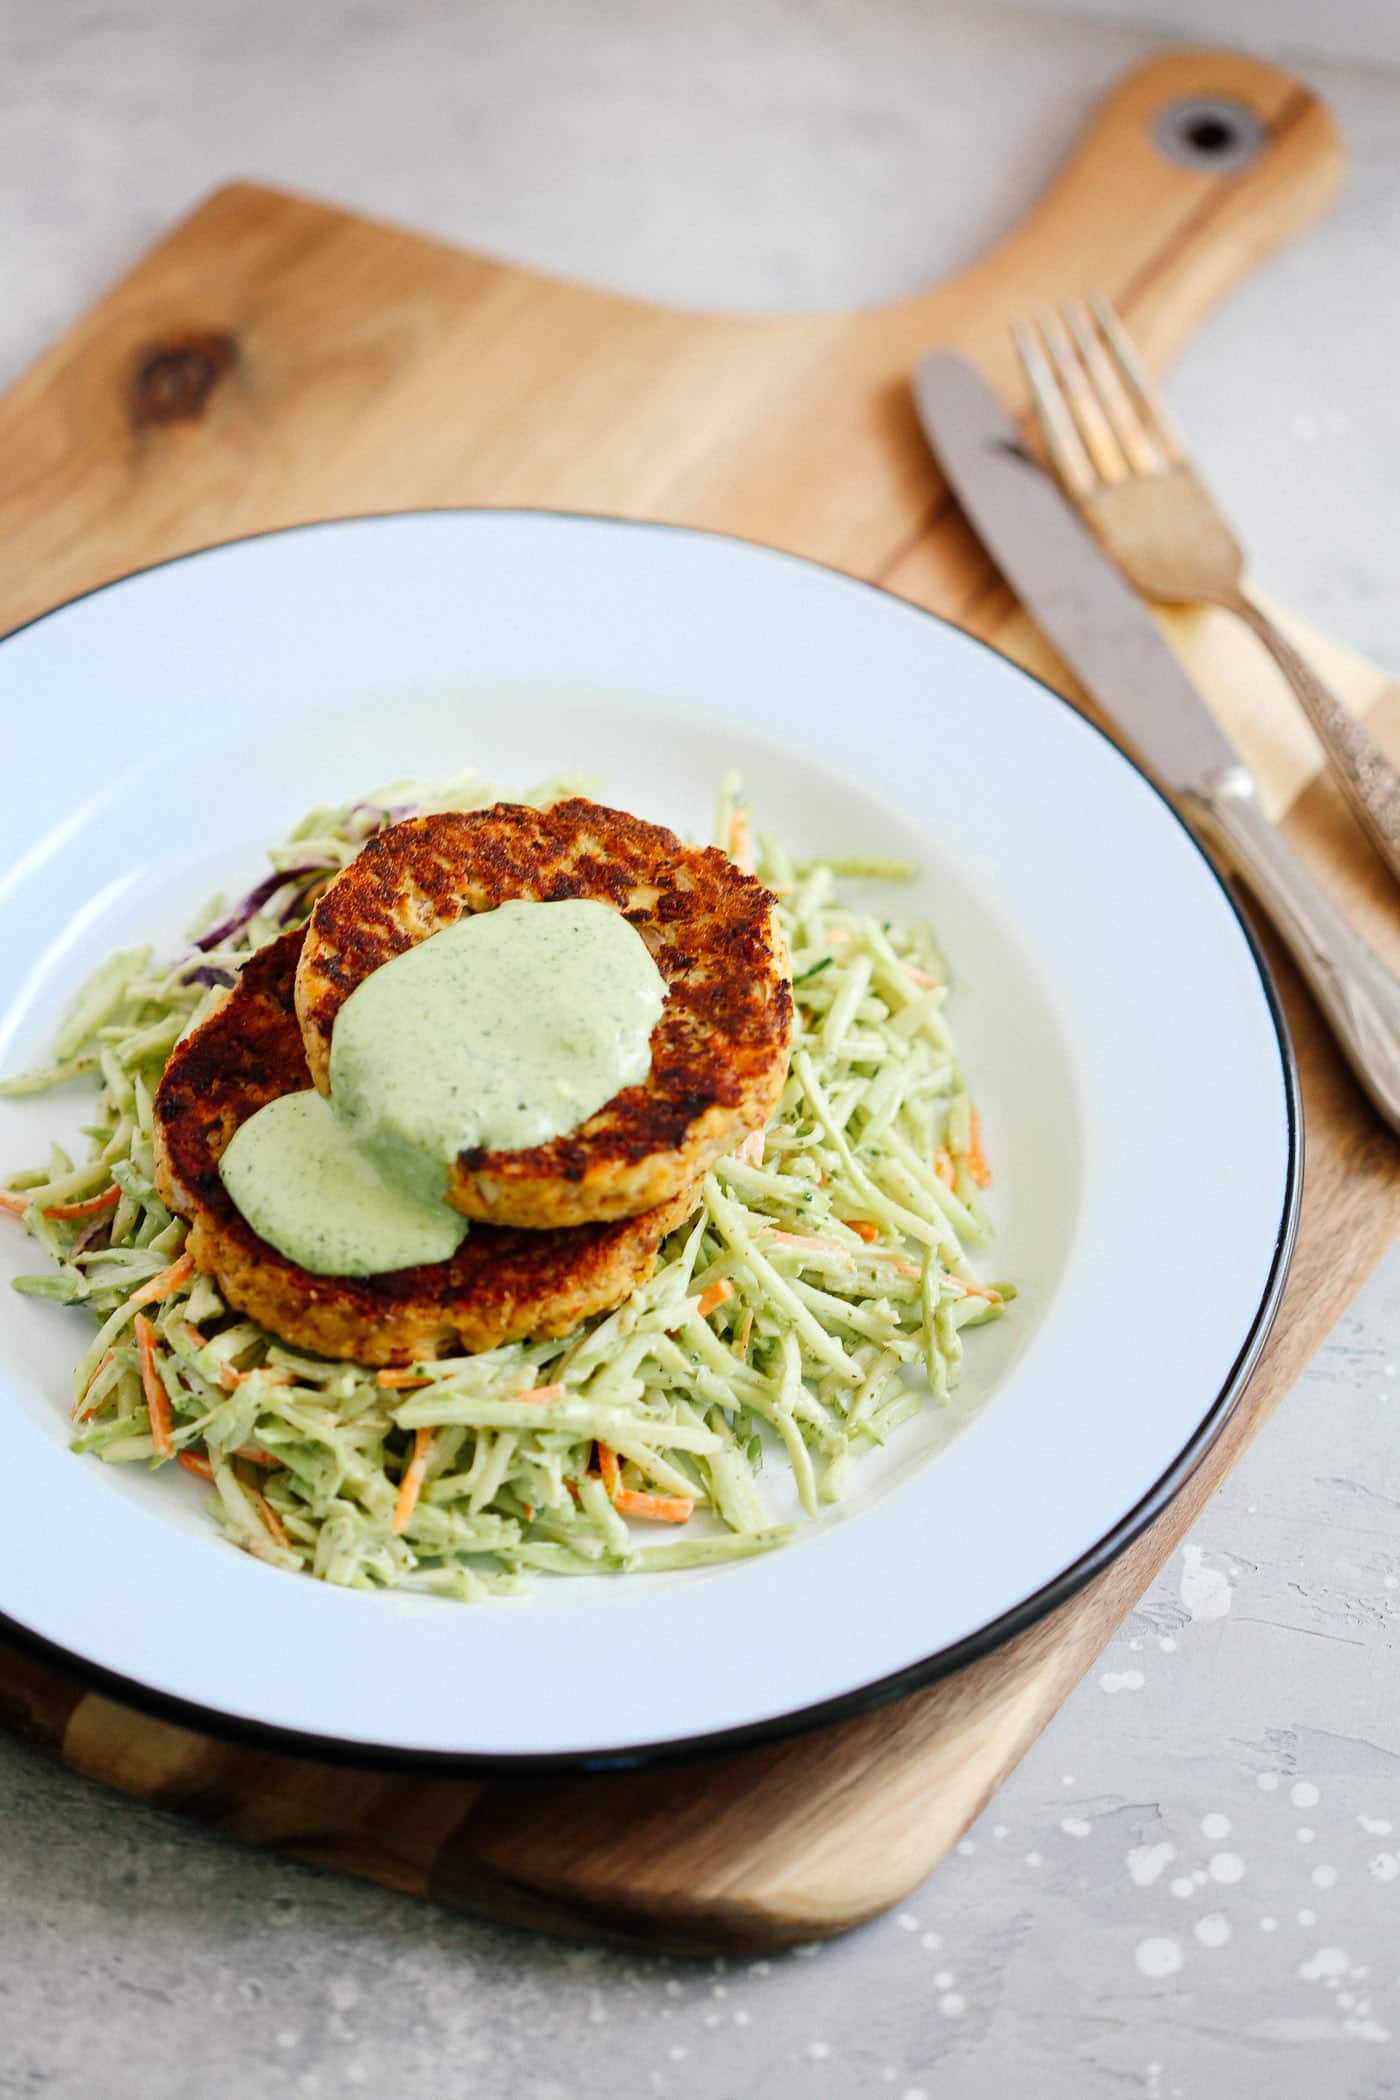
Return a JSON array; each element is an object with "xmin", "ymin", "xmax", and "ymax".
[{"xmin": 1, "ymin": 4, "xmax": 1398, "ymax": 2096}]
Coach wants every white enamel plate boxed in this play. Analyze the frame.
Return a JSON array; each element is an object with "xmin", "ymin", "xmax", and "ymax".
[{"xmin": 0, "ymin": 513, "xmax": 1299, "ymax": 1767}]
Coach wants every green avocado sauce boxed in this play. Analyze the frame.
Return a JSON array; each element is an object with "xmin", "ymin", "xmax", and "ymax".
[
  {"xmin": 218, "ymin": 1090, "xmax": 470, "ymax": 1276},
  {"xmin": 218, "ymin": 899, "xmax": 667, "ymax": 1276}
]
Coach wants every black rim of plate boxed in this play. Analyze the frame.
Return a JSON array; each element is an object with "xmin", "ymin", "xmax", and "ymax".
[{"xmin": 0, "ymin": 509, "xmax": 1305, "ymax": 1776}]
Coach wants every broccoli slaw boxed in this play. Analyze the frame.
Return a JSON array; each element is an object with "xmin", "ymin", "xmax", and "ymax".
[{"xmin": 0, "ymin": 768, "xmax": 1012, "ymax": 1598}]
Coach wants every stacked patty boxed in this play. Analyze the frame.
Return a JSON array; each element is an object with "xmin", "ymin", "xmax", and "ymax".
[{"xmin": 153, "ymin": 799, "xmax": 793, "ymax": 1363}]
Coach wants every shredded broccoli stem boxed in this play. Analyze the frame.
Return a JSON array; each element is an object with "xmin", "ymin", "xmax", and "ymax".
[{"xmin": 1, "ymin": 765, "xmax": 1010, "ymax": 1596}]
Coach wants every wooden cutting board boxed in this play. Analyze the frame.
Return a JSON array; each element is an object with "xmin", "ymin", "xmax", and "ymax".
[{"xmin": 3, "ymin": 47, "xmax": 1398, "ymax": 1955}]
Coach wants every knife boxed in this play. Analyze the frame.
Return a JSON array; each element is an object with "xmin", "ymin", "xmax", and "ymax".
[{"xmin": 912, "ymin": 353, "xmax": 1400, "ymax": 1135}]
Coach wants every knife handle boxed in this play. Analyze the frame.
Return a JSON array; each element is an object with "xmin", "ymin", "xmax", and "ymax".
[{"xmin": 1183, "ymin": 765, "xmax": 1400, "ymax": 1135}]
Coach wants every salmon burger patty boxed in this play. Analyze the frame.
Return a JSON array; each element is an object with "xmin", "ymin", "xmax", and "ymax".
[{"xmin": 294, "ymin": 798, "xmax": 793, "ymax": 1230}]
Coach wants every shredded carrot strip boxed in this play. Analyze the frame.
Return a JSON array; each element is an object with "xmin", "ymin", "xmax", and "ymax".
[
  {"xmin": 128, "ymin": 1251, "xmax": 194, "ymax": 1309},
  {"xmin": 933, "ymin": 1149, "xmax": 956, "ymax": 1189},
  {"xmin": 966, "ymin": 1104, "xmax": 992, "ymax": 1188},
  {"xmin": 764, "ymin": 1230, "xmax": 853, "ymax": 1257},
  {"xmin": 178, "ymin": 1450, "xmax": 214, "ymax": 1481},
  {"xmin": 728, "ymin": 810, "xmax": 755, "ymax": 873},
  {"xmin": 233, "ymin": 1444, "xmax": 278, "ymax": 1467},
  {"xmin": 219, "ymin": 1364, "xmax": 294, "ymax": 1392},
  {"xmin": 517, "ymin": 1383, "xmax": 565, "ymax": 1404},
  {"xmin": 904, "ymin": 964, "xmax": 937, "ymax": 990},
  {"xmin": 252, "ymin": 1487, "xmax": 291, "ymax": 1550},
  {"xmin": 735, "ymin": 1128, "xmax": 764, "ymax": 1167},
  {"xmin": 614, "ymin": 1488, "xmax": 694, "ymax": 1525},
  {"xmin": 0, "ymin": 1189, "xmax": 29, "ymax": 1218},
  {"xmin": 696, "ymin": 1278, "xmax": 734, "ymax": 1319},
  {"xmin": 734, "ymin": 1309, "xmax": 754, "ymax": 1361},
  {"xmin": 392, "ymin": 1426, "xmax": 434, "ymax": 1535},
  {"xmin": 596, "ymin": 1441, "xmax": 621, "ymax": 1500},
  {"xmin": 72, "ymin": 1348, "xmax": 115, "ymax": 1422},
  {"xmin": 178, "ymin": 1321, "xmax": 207, "ymax": 1352},
  {"xmin": 826, "ymin": 928, "xmax": 851, "ymax": 945},
  {"xmin": 42, "ymin": 1185, "xmax": 121, "ymax": 1221},
  {"xmin": 946, "ymin": 1275, "xmax": 1002, "ymax": 1304},
  {"xmin": 134, "ymin": 1313, "xmax": 173, "ymax": 1459},
  {"xmin": 893, "ymin": 1260, "xmax": 921, "ymax": 1281},
  {"xmin": 847, "ymin": 1219, "xmax": 879, "ymax": 1243},
  {"xmin": 376, "ymin": 1368, "xmax": 431, "ymax": 1389}
]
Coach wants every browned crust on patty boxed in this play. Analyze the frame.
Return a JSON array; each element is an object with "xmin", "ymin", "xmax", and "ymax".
[
  {"xmin": 152, "ymin": 930, "xmax": 699, "ymax": 1365},
  {"xmin": 293, "ymin": 799, "xmax": 793, "ymax": 1229}
]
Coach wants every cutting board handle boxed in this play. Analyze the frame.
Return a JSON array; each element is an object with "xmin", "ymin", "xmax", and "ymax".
[{"xmin": 892, "ymin": 46, "xmax": 1344, "ymax": 385}]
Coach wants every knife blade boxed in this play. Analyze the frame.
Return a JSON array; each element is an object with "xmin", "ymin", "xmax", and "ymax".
[{"xmin": 911, "ymin": 353, "xmax": 1238, "ymax": 793}]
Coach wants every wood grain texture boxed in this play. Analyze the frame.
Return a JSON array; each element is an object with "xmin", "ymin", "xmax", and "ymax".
[{"xmin": 2, "ymin": 47, "xmax": 1396, "ymax": 1955}]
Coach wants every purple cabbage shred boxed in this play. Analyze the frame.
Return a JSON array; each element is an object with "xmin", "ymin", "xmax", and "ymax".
[{"xmin": 193, "ymin": 863, "xmax": 328, "ymax": 951}]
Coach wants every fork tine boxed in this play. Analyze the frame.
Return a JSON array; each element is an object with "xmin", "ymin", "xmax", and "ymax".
[
  {"xmin": 1039, "ymin": 307, "xmax": 1131, "ymax": 487},
  {"xmin": 1089, "ymin": 296, "xmax": 1185, "ymax": 464},
  {"xmin": 1012, "ymin": 319, "xmax": 1098, "ymax": 499},
  {"xmin": 1064, "ymin": 301, "xmax": 1167, "ymax": 477}
]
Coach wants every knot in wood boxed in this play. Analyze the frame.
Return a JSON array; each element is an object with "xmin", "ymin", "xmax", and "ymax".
[{"xmin": 130, "ymin": 331, "xmax": 237, "ymax": 428}]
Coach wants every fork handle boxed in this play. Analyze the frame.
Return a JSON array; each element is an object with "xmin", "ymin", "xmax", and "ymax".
[
  {"xmin": 1225, "ymin": 589, "xmax": 1400, "ymax": 891},
  {"xmin": 1181, "ymin": 765, "xmax": 1400, "ymax": 1133}
]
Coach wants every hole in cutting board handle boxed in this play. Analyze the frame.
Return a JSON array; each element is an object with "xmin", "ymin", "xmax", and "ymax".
[{"xmin": 1152, "ymin": 96, "xmax": 1267, "ymax": 176}]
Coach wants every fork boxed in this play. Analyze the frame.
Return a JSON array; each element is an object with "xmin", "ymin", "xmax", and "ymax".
[{"xmin": 1014, "ymin": 298, "xmax": 1400, "ymax": 891}]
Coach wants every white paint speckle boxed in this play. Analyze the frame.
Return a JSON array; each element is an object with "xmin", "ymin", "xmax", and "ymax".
[
  {"xmin": 1195, "ymin": 1913, "xmax": 1231, "ymax": 1948},
  {"xmin": 1359, "ymin": 1816, "xmax": 1393, "ymax": 1836},
  {"xmin": 1296, "ymin": 1827, "xmax": 1316, "ymax": 1845},
  {"xmin": 1300, "ymin": 1946, "xmax": 1350, "ymax": 1982},
  {"xmin": 276, "ymin": 2033, "xmax": 299, "ymax": 2051},
  {"xmin": 1209, "ymin": 1853, "xmax": 1246, "ymax": 1885},
  {"xmin": 734, "ymin": 2011, "xmax": 750, "ymax": 2027},
  {"xmin": 807, "ymin": 2041, "xmax": 831, "ymax": 2060},
  {"xmin": 1260, "ymin": 1917, "xmax": 1278, "ymax": 1932},
  {"xmin": 1290, "ymin": 1781, "xmax": 1320, "ymax": 1809},
  {"xmin": 1367, "ymin": 1853, "xmax": 1399, "ymax": 1882},
  {"xmin": 1159, "ymin": 1636, "xmax": 1177, "ymax": 1653},
  {"xmin": 668, "ymin": 2046, "xmax": 686, "ymax": 2062},
  {"xmin": 956, "ymin": 1839, "xmax": 976, "ymax": 1857},
  {"xmin": 1257, "ymin": 1772, "xmax": 1281, "ymax": 1792},
  {"xmin": 1135, "ymin": 1937, "xmax": 1184, "ymax": 1979},
  {"xmin": 1312, "ymin": 1865, "xmax": 1338, "ymax": 1890},
  {"xmin": 903, "ymin": 2089, "xmax": 930, "ymax": 2100},
  {"xmin": 1061, "ymin": 1817, "xmax": 1092, "ymax": 1838},
  {"xmin": 896, "ymin": 1914, "xmax": 919, "ymax": 1933},
  {"xmin": 920, "ymin": 1932, "xmax": 942, "ymax": 1952},
  {"xmin": 1297, "ymin": 1908, "xmax": 1318, "ymax": 1926},
  {"xmin": 1100, "ymin": 1669, "xmax": 1145, "ymax": 1694},
  {"xmin": 1025, "ymin": 1852, "xmax": 1042, "ymax": 1868},
  {"xmin": 1128, "ymin": 1843, "xmax": 1176, "ymax": 1887},
  {"xmin": 1346, "ymin": 2019, "xmax": 1392, "ymax": 2043},
  {"xmin": 1201, "ymin": 1813, "xmax": 1231, "ymax": 1840},
  {"xmin": 1170, "ymin": 1876, "xmax": 1196, "ymax": 1899},
  {"xmin": 933, "ymin": 1971, "xmax": 954, "ymax": 1990},
  {"xmin": 1129, "ymin": 1637, "xmax": 1143, "ymax": 1651},
  {"xmin": 939, "ymin": 1994, "xmax": 966, "ymax": 2018},
  {"xmin": 1180, "ymin": 1543, "xmax": 1232, "ymax": 1622},
  {"xmin": 993, "ymin": 1825, "xmax": 1009, "ymax": 1839},
  {"xmin": 1062, "ymin": 1775, "xmax": 1076, "ymax": 1787}
]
